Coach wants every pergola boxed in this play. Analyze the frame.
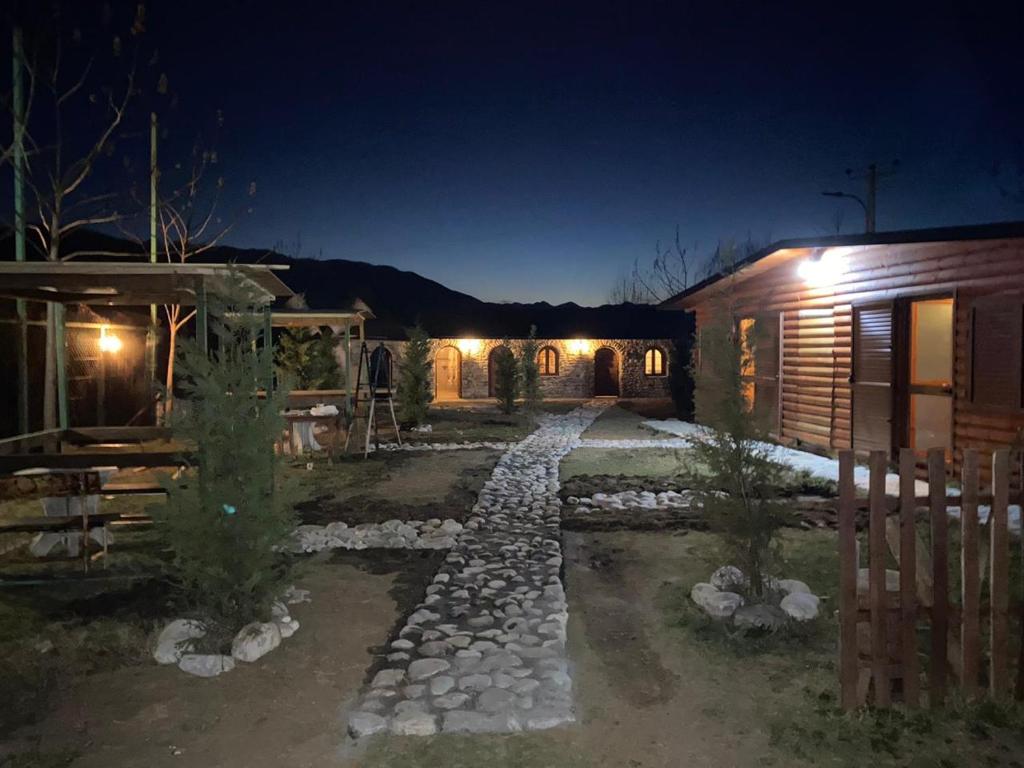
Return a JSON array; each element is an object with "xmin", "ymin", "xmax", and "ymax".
[
  {"xmin": 0, "ymin": 261, "xmax": 293, "ymax": 472},
  {"xmin": 270, "ymin": 307, "xmax": 374, "ymax": 415}
]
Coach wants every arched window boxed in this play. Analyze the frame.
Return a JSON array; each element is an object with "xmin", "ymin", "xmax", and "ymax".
[
  {"xmin": 644, "ymin": 347, "xmax": 666, "ymax": 377},
  {"xmin": 538, "ymin": 346, "xmax": 559, "ymax": 376}
]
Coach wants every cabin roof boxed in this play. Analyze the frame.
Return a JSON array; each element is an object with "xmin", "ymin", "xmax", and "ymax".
[{"xmin": 659, "ymin": 220, "xmax": 1024, "ymax": 311}]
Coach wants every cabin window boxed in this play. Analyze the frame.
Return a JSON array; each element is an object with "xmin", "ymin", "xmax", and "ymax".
[
  {"xmin": 644, "ymin": 347, "xmax": 666, "ymax": 377},
  {"xmin": 738, "ymin": 318, "xmax": 756, "ymax": 410},
  {"xmin": 970, "ymin": 295, "xmax": 1024, "ymax": 409},
  {"xmin": 538, "ymin": 346, "xmax": 559, "ymax": 376}
]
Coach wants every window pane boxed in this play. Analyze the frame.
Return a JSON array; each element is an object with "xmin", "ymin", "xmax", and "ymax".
[
  {"xmin": 911, "ymin": 393, "xmax": 952, "ymax": 451},
  {"xmin": 911, "ymin": 299, "xmax": 953, "ymax": 385}
]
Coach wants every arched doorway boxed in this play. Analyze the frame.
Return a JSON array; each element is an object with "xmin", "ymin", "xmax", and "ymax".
[
  {"xmin": 435, "ymin": 346, "xmax": 461, "ymax": 400},
  {"xmin": 594, "ymin": 347, "xmax": 619, "ymax": 396},
  {"xmin": 487, "ymin": 345, "xmax": 514, "ymax": 397}
]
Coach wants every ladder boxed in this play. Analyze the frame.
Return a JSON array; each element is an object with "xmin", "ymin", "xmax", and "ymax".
[{"xmin": 344, "ymin": 341, "xmax": 402, "ymax": 457}]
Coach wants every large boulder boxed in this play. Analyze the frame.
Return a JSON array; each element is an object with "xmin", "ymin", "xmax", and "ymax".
[
  {"xmin": 348, "ymin": 711, "xmax": 387, "ymax": 738},
  {"xmin": 710, "ymin": 565, "xmax": 745, "ymax": 590},
  {"xmin": 153, "ymin": 619, "xmax": 207, "ymax": 665},
  {"xmin": 702, "ymin": 591, "xmax": 744, "ymax": 619},
  {"xmin": 781, "ymin": 592, "xmax": 820, "ymax": 621},
  {"xmin": 777, "ymin": 579, "xmax": 812, "ymax": 595},
  {"xmin": 690, "ymin": 582, "xmax": 719, "ymax": 610},
  {"xmin": 231, "ymin": 621, "xmax": 282, "ymax": 663}
]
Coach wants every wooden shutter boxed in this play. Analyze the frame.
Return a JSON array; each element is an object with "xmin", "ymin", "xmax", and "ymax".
[
  {"xmin": 852, "ymin": 304, "xmax": 893, "ymax": 454},
  {"xmin": 753, "ymin": 313, "xmax": 781, "ymax": 433},
  {"xmin": 970, "ymin": 295, "xmax": 1023, "ymax": 408}
]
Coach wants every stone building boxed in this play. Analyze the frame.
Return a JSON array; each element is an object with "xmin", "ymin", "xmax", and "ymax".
[{"xmin": 359, "ymin": 336, "xmax": 674, "ymax": 400}]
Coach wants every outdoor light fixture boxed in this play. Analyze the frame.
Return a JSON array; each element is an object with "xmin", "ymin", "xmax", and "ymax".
[
  {"xmin": 98, "ymin": 325, "xmax": 123, "ymax": 353},
  {"xmin": 456, "ymin": 338, "xmax": 482, "ymax": 355},
  {"xmin": 797, "ymin": 248, "xmax": 846, "ymax": 288},
  {"xmin": 567, "ymin": 339, "xmax": 591, "ymax": 355}
]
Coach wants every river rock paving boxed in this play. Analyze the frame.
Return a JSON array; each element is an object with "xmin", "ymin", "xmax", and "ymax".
[{"xmin": 347, "ymin": 403, "xmax": 607, "ymax": 738}]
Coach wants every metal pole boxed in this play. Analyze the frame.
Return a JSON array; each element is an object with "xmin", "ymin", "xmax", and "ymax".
[
  {"xmin": 866, "ymin": 163, "xmax": 877, "ymax": 233},
  {"xmin": 147, "ymin": 112, "xmax": 159, "ymax": 419},
  {"xmin": 12, "ymin": 27, "xmax": 29, "ymax": 433}
]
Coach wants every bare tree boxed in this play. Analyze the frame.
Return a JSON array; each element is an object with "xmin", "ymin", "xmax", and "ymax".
[{"xmin": 3, "ymin": 6, "xmax": 150, "ymax": 429}]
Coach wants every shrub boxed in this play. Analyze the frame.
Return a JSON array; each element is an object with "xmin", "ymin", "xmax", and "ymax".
[
  {"xmin": 156, "ymin": 274, "xmax": 296, "ymax": 628},
  {"xmin": 492, "ymin": 341, "xmax": 519, "ymax": 414},
  {"xmin": 519, "ymin": 325, "xmax": 543, "ymax": 411},
  {"xmin": 396, "ymin": 324, "xmax": 432, "ymax": 424},
  {"xmin": 690, "ymin": 301, "xmax": 793, "ymax": 599},
  {"xmin": 275, "ymin": 326, "xmax": 342, "ymax": 389}
]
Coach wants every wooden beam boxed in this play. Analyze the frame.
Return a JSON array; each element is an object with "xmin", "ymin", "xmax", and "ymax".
[
  {"xmin": 960, "ymin": 450, "xmax": 980, "ymax": 698},
  {"xmin": 869, "ymin": 450, "xmax": 890, "ymax": 706},
  {"xmin": 929, "ymin": 448, "xmax": 949, "ymax": 705},
  {"xmin": 899, "ymin": 448, "xmax": 919, "ymax": 707},
  {"xmin": 990, "ymin": 449, "xmax": 1010, "ymax": 699},
  {"xmin": 838, "ymin": 450, "xmax": 859, "ymax": 710}
]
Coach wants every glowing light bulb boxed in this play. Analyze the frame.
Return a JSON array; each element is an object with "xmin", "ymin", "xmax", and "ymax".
[{"xmin": 99, "ymin": 326, "xmax": 122, "ymax": 353}]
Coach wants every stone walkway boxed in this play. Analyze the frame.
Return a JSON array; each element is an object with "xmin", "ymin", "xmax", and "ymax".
[{"xmin": 347, "ymin": 403, "xmax": 607, "ymax": 738}]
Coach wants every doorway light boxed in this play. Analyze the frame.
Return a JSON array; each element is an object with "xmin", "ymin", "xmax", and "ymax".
[{"xmin": 797, "ymin": 248, "xmax": 846, "ymax": 287}]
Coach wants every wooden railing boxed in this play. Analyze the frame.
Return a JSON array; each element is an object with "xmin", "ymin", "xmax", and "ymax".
[{"xmin": 838, "ymin": 447, "xmax": 1020, "ymax": 709}]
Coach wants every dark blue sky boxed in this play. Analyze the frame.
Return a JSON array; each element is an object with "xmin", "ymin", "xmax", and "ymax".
[{"xmin": 147, "ymin": 1, "xmax": 1024, "ymax": 304}]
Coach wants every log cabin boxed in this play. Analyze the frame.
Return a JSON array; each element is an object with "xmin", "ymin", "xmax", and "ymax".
[{"xmin": 660, "ymin": 221, "xmax": 1024, "ymax": 474}]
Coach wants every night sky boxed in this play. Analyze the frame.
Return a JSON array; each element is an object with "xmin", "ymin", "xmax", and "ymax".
[{"xmin": 21, "ymin": 2, "xmax": 1024, "ymax": 304}]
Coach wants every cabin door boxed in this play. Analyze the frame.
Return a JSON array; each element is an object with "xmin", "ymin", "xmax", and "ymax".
[
  {"xmin": 594, "ymin": 347, "xmax": 619, "ymax": 396},
  {"xmin": 905, "ymin": 298, "xmax": 954, "ymax": 455},
  {"xmin": 852, "ymin": 303, "xmax": 894, "ymax": 454}
]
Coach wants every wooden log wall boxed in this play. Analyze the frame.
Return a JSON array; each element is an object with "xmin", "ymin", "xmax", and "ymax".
[{"xmin": 689, "ymin": 237, "xmax": 1024, "ymax": 464}]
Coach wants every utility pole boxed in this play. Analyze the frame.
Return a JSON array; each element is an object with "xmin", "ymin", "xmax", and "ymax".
[
  {"xmin": 12, "ymin": 27, "xmax": 29, "ymax": 433},
  {"xmin": 147, "ymin": 112, "xmax": 159, "ymax": 421},
  {"xmin": 822, "ymin": 160, "xmax": 898, "ymax": 234}
]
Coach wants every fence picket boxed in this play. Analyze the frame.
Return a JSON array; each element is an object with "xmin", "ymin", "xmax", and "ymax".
[
  {"xmin": 990, "ymin": 449, "xmax": 1010, "ymax": 700},
  {"xmin": 869, "ymin": 450, "xmax": 890, "ymax": 706},
  {"xmin": 961, "ymin": 450, "xmax": 980, "ymax": 698},
  {"xmin": 838, "ymin": 450, "xmax": 859, "ymax": 711},
  {"xmin": 899, "ymin": 448, "xmax": 919, "ymax": 707},
  {"xmin": 928, "ymin": 448, "xmax": 948, "ymax": 705}
]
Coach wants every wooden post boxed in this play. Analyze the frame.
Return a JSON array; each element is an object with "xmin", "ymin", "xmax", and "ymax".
[
  {"xmin": 344, "ymin": 321, "xmax": 353, "ymax": 418},
  {"xmin": 928, "ymin": 448, "xmax": 948, "ymax": 705},
  {"xmin": 263, "ymin": 304, "xmax": 274, "ymax": 394},
  {"xmin": 899, "ymin": 448, "xmax": 919, "ymax": 707},
  {"xmin": 960, "ymin": 450, "xmax": 980, "ymax": 698},
  {"xmin": 990, "ymin": 449, "xmax": 1010, "ymax": 700},
  {"xmin": 869, "ymin": 450, "xmax": 889, "ymax": 706},
  {"xmin": 55, "ymin": 303, "xmax": 69, "ymax": 430},
  {"xmin": 196, "ymin": 281, "xmax": 208, "ymax": 355},
  {"xmin": 838, "ymin": 450, "xmax": 859, "ymax": 710}
]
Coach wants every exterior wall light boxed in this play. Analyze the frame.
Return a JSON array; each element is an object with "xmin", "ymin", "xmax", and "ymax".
[
  {"xmin": 456, "ymin": 338, "xmax": 482, "ymax": 355},
  {"xmin": 797, "ymin": 248, "xmax": 846, "ymax": 288},
  {"xmin": 98, "ymin": 325, "xmax": 123, "ymax": 353},
  {"xmin": 567, "ymin": 339, "xmax": 591, "ymax": 355}
]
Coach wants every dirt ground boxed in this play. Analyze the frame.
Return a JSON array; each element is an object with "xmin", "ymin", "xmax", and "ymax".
[
  {"xmin": 293, "ymin": 449, "xmax": 502, "ymax": 525},
  {"xmin": 1, "ymin": 550, "xmax": 440, "ymax": 768},
  {"xmin": 579, "ymin": 401, "xmax": 674, "ymax": 441}
]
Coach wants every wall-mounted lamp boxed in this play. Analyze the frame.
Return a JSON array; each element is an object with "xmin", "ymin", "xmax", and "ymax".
[
  {"xmin": 567, "ymin": 339, "xmax": 591, "ymax": 355},
  {"xmin": 456, "ymin": 338, "xmax": 483, "ymax": 355},
  {"xmin": 98, "ymin": 325, "xmax": 123, "ymax": 353},
  {"xmin": 797, "ymin": 248, "xmax": 846, "ymax": 288}
]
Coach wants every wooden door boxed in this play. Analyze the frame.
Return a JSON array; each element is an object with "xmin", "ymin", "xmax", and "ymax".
[
  {"xmin": 594, "ymin": 347, "xmax": 619, "ymax": 396},
  {"xmin": 487, "ymin": 345, "xmax": 513, "ymax": 397},
  {"xmin": 907, "ymin": 298, "xmax": 954, "ymax": 454},
  {"xmin": 852, "ymin": 303, "xmax": 894, "ymax": 454},
  {"xmin": 435, "ymin": 346, "xmax": 461, "ymax": 399}
]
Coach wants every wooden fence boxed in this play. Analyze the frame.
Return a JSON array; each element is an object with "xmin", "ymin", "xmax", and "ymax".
[{"xmin": 838, "ymin": 447, "xmax": 1021, "ymax": 709}]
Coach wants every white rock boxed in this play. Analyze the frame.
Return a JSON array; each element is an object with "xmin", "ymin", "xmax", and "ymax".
[
  {"xmin": 781, "ymin": 591, "xmax": 820, "ymax": 621},
  {"xmin": 371, "ymin": 668, "xmax": 406, "ymax": 688},
  {"xmin": 231, "ymin": 622, "xmax": 282, "ymax": 663},
  {"xmin": 777, "ymin": 579, "xmax": 812, "ymax": 595},
  {"xmin": 689, "ymin": 583, "xmax": 718, "ymax": 610},
  {"xmin": 153, "ymin": 619, "xmax": 207, "ymax": 665},
  {"xmin": 408, "ymin": 658, "xmax": 451, "ymax": 681},
  {"xmin": 178, "ymin": 653, "xmax": 234, "ymax": 677},
  {"xmin": 391, "ymin": 710, "xmax": 437, "ymax": 736},
  {"xmin": 278, "ymin": 618, "xmax": 300, "ymax": 638},
  {"xmin": 701, "ymin": 591, "xmax": 744, "ymax": 619},
  {"xmin": 710, "ymin": 565, "xmax": 745, "ymax": 590},
  {"xmin": 348, "ymin": 711, "xmax": 387, "ymax": 738}
]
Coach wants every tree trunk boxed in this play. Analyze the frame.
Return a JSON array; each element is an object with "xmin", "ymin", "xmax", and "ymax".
[
  {"xmin": 164, "ymin": 319, "xmax": 178, "ymax": 418},
  {"xmin": 43, "ymin": 226, "xmax": 61, "ymax": 430}
]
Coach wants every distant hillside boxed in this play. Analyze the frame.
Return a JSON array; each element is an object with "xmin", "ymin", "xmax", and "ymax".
[{"xmin": 1, "ymin": 230, "xmax": 689, "ymax": 340}]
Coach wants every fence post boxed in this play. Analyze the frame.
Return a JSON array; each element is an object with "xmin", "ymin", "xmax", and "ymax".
[
  {"xmin": 899, "ymin": 448, "xmax": 919, "ymax": 707},
  {"xmin": 869, "ymin": 450, "xmax": 890, "ymax": 707},
  {"xmin": 928, "ymin": 448, "xmax": 948, "ymax": 705},
  {"xmin": 838, "ymin": 450, "xmax": 859, "ymax": 710},
  {"xmin": 961, "ymin": 450, "xmax": 980, "ymax": 698},
  {"xmin": 990, "ymin": 449, "xmax": 1010, "ymax": 700}
]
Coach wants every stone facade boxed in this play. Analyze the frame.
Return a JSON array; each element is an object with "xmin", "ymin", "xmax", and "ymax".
[{"xmin": 356, "ymin": 338, "xmax": 673, "ymax": 400}]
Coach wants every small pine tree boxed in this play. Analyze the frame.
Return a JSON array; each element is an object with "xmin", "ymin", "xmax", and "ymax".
[
  {"xmin": 275, "ymin": 327, "xmax": 341, "ymax": 390},
  {"xmin": 690, "ymin": 297, "xmax": 793, "ymax": 600},
  {"xmin": 156, "ymin": 274, "xmax": 297, "ymax": 629},
  {"xmin": 492, "ymin": 342, "xmax": 519, "ymax": 414},
  {"xmin": 397, "ymin": 324, "xmax": 432, "ymax": 424},
  {"xmin": 519, "ymin": 325, "xmax": 542, "ymax": 411}
]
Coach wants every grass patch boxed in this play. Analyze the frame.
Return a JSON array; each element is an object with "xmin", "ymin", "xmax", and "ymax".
[{"xmin": 359, "ymin": 732, "xmax": 588, "ymax": 768}]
